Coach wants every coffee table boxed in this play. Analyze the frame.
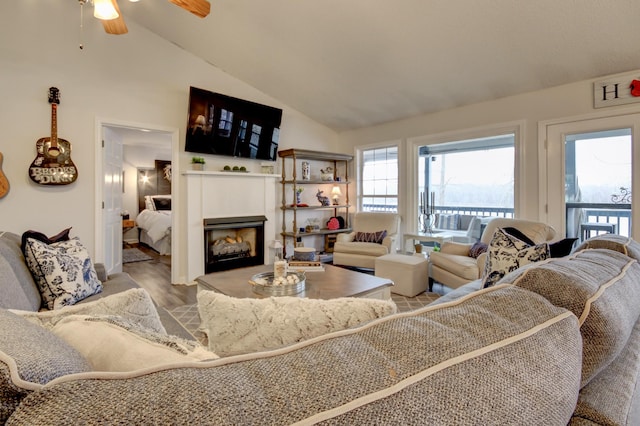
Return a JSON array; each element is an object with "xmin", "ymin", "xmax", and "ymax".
[{"xmin": 196, "ymin": 264, "xmax": 393, "ymax": 300}]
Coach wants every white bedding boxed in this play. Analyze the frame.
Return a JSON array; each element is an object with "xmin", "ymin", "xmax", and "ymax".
[{"xmin": 136, "ymin": 209, "xmax": 171, "ymax": 243}]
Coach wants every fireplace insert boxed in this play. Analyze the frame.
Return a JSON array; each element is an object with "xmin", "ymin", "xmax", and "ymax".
[{"xmin": 203, "ymin": 216, "xmax": 266, "ymax": 273}]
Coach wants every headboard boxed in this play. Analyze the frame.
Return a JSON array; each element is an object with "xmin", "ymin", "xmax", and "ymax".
[{"xmin": 137, "ymin": 160, "xmax": 171, "ymax": 212}]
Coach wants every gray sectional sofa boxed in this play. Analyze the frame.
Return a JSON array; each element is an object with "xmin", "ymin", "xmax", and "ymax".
[
  {"xmin": 0, "ymin": 231, "xmax": 191, "ymax": 338},
  {"xmin": 2, "ymin": 231, "xmax": 640, "ymax": 424}
]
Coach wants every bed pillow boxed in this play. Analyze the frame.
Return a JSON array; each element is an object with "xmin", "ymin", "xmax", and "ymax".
[
  {"xmin": 50, "ymin": 315, "xmax": 217, "ymax": 372},
  {"xmin": 482, "ymin": 228, "xmax": 549, "ymax": 288},
  {"xmin": 144, "ymin": 195, "xmax": 156, "ymax": 211},
  {"xmin": 198, "ymin": 291, "xmax": 397, "ymax": 356},
  {"xmin": 353, "ymin": 230, "xmax": 387, "ymax": 244},
  {"xmin": 23, "ymin": 237, "xmax": 102, "ymax": 310},
  {"xmin": 152, "ymin": 197, "xmax": 171, "ymax": 211}
]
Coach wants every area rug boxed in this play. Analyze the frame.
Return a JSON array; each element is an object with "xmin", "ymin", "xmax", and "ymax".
[{"xmin": 123, "ymin": 248, "xmax": 153, "ymax": 264}]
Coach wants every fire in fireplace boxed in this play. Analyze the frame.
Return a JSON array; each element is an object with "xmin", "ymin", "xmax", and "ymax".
[{"xmin": 203, "ymin": 216, "xmax": 266, "ymax": 273}]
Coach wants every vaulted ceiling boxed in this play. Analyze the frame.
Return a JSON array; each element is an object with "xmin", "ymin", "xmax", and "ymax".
[{"xmin": 116, "ymin": 0, "xmax": 640, "ymax": 132}]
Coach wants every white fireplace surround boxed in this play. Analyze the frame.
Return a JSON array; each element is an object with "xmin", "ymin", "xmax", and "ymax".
[{"xmin": 184, "ymin": 170, "xmax": 279, "ymax": 282}]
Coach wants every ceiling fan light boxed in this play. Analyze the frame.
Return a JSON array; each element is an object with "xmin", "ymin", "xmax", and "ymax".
[{"xmin": 93, "ymin": 0, "xmax": 119, "ymax": 20}]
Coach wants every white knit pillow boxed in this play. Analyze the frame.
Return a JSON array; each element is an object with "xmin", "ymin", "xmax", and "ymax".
[
  {"xmin": 11, "ymin": 288, "xmax": 166, "ymax": 334},
  {"xmin": 51, "ymin": 315, "xmax": 218, "ymax": 372},
  {"xmin": 198, "ymin": 292, "xmax": 397, "ymax": 357}
]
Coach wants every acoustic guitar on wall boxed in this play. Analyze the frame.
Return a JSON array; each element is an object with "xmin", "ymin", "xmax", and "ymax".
[
  {"xmin": 29, "ymin": 87, "xmax": 78, "ymax": 185},
  {"xmin": 0, "ymin": 152, "xmax": 9, "ymax": 198}
]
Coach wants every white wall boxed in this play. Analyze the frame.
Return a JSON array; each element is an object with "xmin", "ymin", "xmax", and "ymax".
[
  {"xmin": 339, "ymin": 70, "xmax": 640, "ymax": 222},
  {"xmin": 0, "ymin": 2, "xmax": 338, "ymax": 280}
]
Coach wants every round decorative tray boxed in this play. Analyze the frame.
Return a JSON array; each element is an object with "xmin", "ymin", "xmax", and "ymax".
[{"xmin": 249, "ymin": 271, "xmax": 306, "ymax": 296}]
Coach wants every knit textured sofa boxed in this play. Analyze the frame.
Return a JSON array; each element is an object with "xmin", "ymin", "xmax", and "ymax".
[{"xmin": 2, "ymin": 233, "xmax": 640, "ymax": 424}]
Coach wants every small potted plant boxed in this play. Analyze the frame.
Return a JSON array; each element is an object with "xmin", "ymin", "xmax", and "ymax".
[{"xmin": 191, "ymin": 156, "xmax": 205, "ymax": 171}]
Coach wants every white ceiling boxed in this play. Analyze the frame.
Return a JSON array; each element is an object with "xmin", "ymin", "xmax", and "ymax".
[{"xmin": 115, "ymin": 0, "xmax": 640, "ymax": 132}]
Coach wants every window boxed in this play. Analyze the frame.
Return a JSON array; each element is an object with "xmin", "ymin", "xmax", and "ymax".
[
  {"xmin": 360, "ymin": 146, "xmax": 398, "ymax": 212},
  {"xmin": 565, "ymin": 128, "xmax": 631, "ymax": 240},
  {"xmin": 419, "ymin": 134, "xmax": 515, "ymax": 217}
]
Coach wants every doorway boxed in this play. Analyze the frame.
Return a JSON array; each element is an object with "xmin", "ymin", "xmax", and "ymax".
[
  {"xmin": 95, "ymin": 119, "xmax": 179, "ymax": 283},
  {"xmin": 543, "ymin": 113, "xmax": 640, "ymax": 241}
]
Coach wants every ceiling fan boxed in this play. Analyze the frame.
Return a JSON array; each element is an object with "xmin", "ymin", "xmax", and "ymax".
[{"xmin": 83, "ymin": 0, "xmax": 211, "ymax": 35}]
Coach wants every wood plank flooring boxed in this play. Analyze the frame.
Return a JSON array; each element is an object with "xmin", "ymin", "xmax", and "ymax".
[
  {"xmin": 122, "ymin": 244, "xmax": 196, "ymax": 310},
  {"xmin": 123, "ymin": 245, "xmax": 446, "ymax": 313}
]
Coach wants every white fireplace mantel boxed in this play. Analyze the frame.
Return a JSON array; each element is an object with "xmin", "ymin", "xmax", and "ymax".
[{"xmin": 184, "ymin": 171, "xmax": 280, "ymax": 282}]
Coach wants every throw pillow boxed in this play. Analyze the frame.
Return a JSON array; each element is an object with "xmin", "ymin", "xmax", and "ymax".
[
  {"xmin": 436, "ymin": 213, "xmax": 460, "ymax": 230},
  {"xmin": 353, "ymin": 230, "xmax": 387, "ymax": 244},
  {"xmin": 482, "ymin": 228, "xmax": 549, "ymax": 288},
  {"xmin": 23, "ymin": 237, "xmax": 103, "ymax": 310},
  {"xmin": 50, "ymin": 315, "xmax": 218, "ymax": 372},
  {"xmin": 20, "ymin": 227, "xmax": 72, "ymax": 256},
  {"xmin": 549, "ymin": 238, "xmax": 578, "ymax": 258},
  {"xmin": 197, "ymin": 291, "xmax": 397, "ymax": 357},
  {"xmin": 468, "ymin": 241, "xmax": 488, "ymax": 258},
  {"xmin": 12, "ymin": 288, "xmax": 166, "ymax": 334},
  {"xmin": 504, "ymin": 227, "xmax": 577, "ymax": 258},
  {"xmin": 465, "ymin": 216, "xmax": 483, "ymax": 240}
]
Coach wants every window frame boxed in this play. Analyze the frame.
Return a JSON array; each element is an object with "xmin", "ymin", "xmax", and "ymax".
[
  {"xmin": 356, "ymin": 141, "xmax": 402, "ymax": 213},
  {"xmin": 406, "ymin": 121, "xmax": 525, "ymax": 234}
]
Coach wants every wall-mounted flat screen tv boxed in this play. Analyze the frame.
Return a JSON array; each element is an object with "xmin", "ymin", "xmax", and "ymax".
[{"xmin": 185, "ymin": 86, "xmax": 283, "ymax": 161}]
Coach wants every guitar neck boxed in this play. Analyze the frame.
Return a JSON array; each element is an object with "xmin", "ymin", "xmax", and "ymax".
[{"xmin": 50, "ymin": 103, "xmax": 58, "ymax": 148}]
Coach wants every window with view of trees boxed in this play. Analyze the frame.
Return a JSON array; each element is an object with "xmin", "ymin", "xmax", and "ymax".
[
  {"xmin": 420, "ymin": 134, "xmax": 515, "ymax": 217},
  {"xmin": 360, "ymin": 146, "xmax": 398, "ymax": 212}
]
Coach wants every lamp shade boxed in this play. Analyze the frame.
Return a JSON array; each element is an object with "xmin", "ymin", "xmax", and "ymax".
[{"xmin": 331, "ymin": 186, "xmax": 342, "ymax": 197}]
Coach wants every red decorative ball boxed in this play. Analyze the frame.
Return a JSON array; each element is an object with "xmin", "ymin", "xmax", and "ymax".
[{"xmin": 327, "ymin": 217, "xmax": 340, "ymax": 230}]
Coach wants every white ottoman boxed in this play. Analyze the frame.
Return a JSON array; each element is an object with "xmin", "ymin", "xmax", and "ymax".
[{"xmin": 375, "ymin": 254, "xmax": 429, "ymax": 297}]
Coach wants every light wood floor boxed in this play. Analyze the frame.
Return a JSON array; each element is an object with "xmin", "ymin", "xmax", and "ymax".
[
  {"xmin": 123, "ymin": 245, "xmax": 446, "ymax": 313},
  {"xmin": 122, "ymin": 244, "xmax": 196, "ymax": 310}
]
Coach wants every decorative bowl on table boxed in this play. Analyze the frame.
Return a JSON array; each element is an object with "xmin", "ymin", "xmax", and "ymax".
[{"xmin": 249, "ymin": 271, "xmax": 306, "ymax": 296}]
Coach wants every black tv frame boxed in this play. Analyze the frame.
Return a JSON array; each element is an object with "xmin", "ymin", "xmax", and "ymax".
[{"xmin": 185, "ymin": 86, "xmax": 282, "ymax": 161}]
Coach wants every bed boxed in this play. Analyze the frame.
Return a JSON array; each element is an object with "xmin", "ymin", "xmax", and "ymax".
[{"xmin": 136, "ymin": 195, "xmax": 172, "ymax": 255}]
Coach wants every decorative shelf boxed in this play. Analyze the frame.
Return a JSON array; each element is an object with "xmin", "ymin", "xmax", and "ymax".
[
  {"xmin": 281, "ymin": 228, "xmax": 352, "ymax": 238},
  {"xmin": 278, "ymin": 149, "xmax": 353, "ymax": 253}
]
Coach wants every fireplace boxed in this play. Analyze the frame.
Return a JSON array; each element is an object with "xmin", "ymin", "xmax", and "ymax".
[{"xmin": 203, "ymin": 216, "xmax": 266, "ymax": 273}]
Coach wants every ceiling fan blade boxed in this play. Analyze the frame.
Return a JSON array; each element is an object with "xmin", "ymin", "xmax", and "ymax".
[
  {"xmin": 168, "ymin": 0, "xmax": 211, "ymax": 18},
  {"xmin": 101, "ymin": 0, "xmax": 128, "ymax": 35}
]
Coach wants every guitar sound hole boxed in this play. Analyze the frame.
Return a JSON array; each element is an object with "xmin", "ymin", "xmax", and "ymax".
[{"xmin": 47, "ymin": 147, "xmax": 60, "ymax": 156}]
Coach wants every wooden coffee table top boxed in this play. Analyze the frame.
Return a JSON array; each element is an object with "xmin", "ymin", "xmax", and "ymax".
[{"xmin": 196, "ymin": 264, "xmax": 393, "ymax": 299}]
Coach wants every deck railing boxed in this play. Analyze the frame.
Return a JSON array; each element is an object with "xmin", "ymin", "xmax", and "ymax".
[
  {"xmin": 566, "ymin": 202, "xmax": 631, "ymax": 239},
  {"xmin": 362, "ymin": 204, "xmax": 515, "ymax": 217},
  {"xmin": 364, "ymin": 203, "xmax": 631, "ymax": 240}
]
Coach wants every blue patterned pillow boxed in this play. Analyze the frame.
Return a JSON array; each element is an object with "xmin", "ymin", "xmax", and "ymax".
[
  {"xmin": 353, "ymin": 230, "xmax": 388, "ymax": 244},
  {"xmin": 437, "ymin": 214, "xmax": 460, "ymax": 230},
  {"xmin": 482, "ymin": 228, "xmax": 549, "ymax": 288},
  {"xmin": 24, "ymin": 238, "xmax": 103, "ymax": 310}
]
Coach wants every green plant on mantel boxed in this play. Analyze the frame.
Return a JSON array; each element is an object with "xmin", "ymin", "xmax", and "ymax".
[{"xmin": 191, "ymin": 156, "xmax": 205, "ymax": 164}]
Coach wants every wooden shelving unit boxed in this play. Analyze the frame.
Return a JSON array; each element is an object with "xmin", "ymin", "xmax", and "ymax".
[{"xmin": 278, "ymin": 149, "xmax": 353, "ymax": 254}]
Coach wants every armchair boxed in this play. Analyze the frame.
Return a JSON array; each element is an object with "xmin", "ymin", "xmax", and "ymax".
[
  {"xmin": 429, "ymin": 218, "xmax": 557, "ymax": 289},
  {"xmin": 332, "ymin": 212, "xmax": 401, "ymax": 269}
]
